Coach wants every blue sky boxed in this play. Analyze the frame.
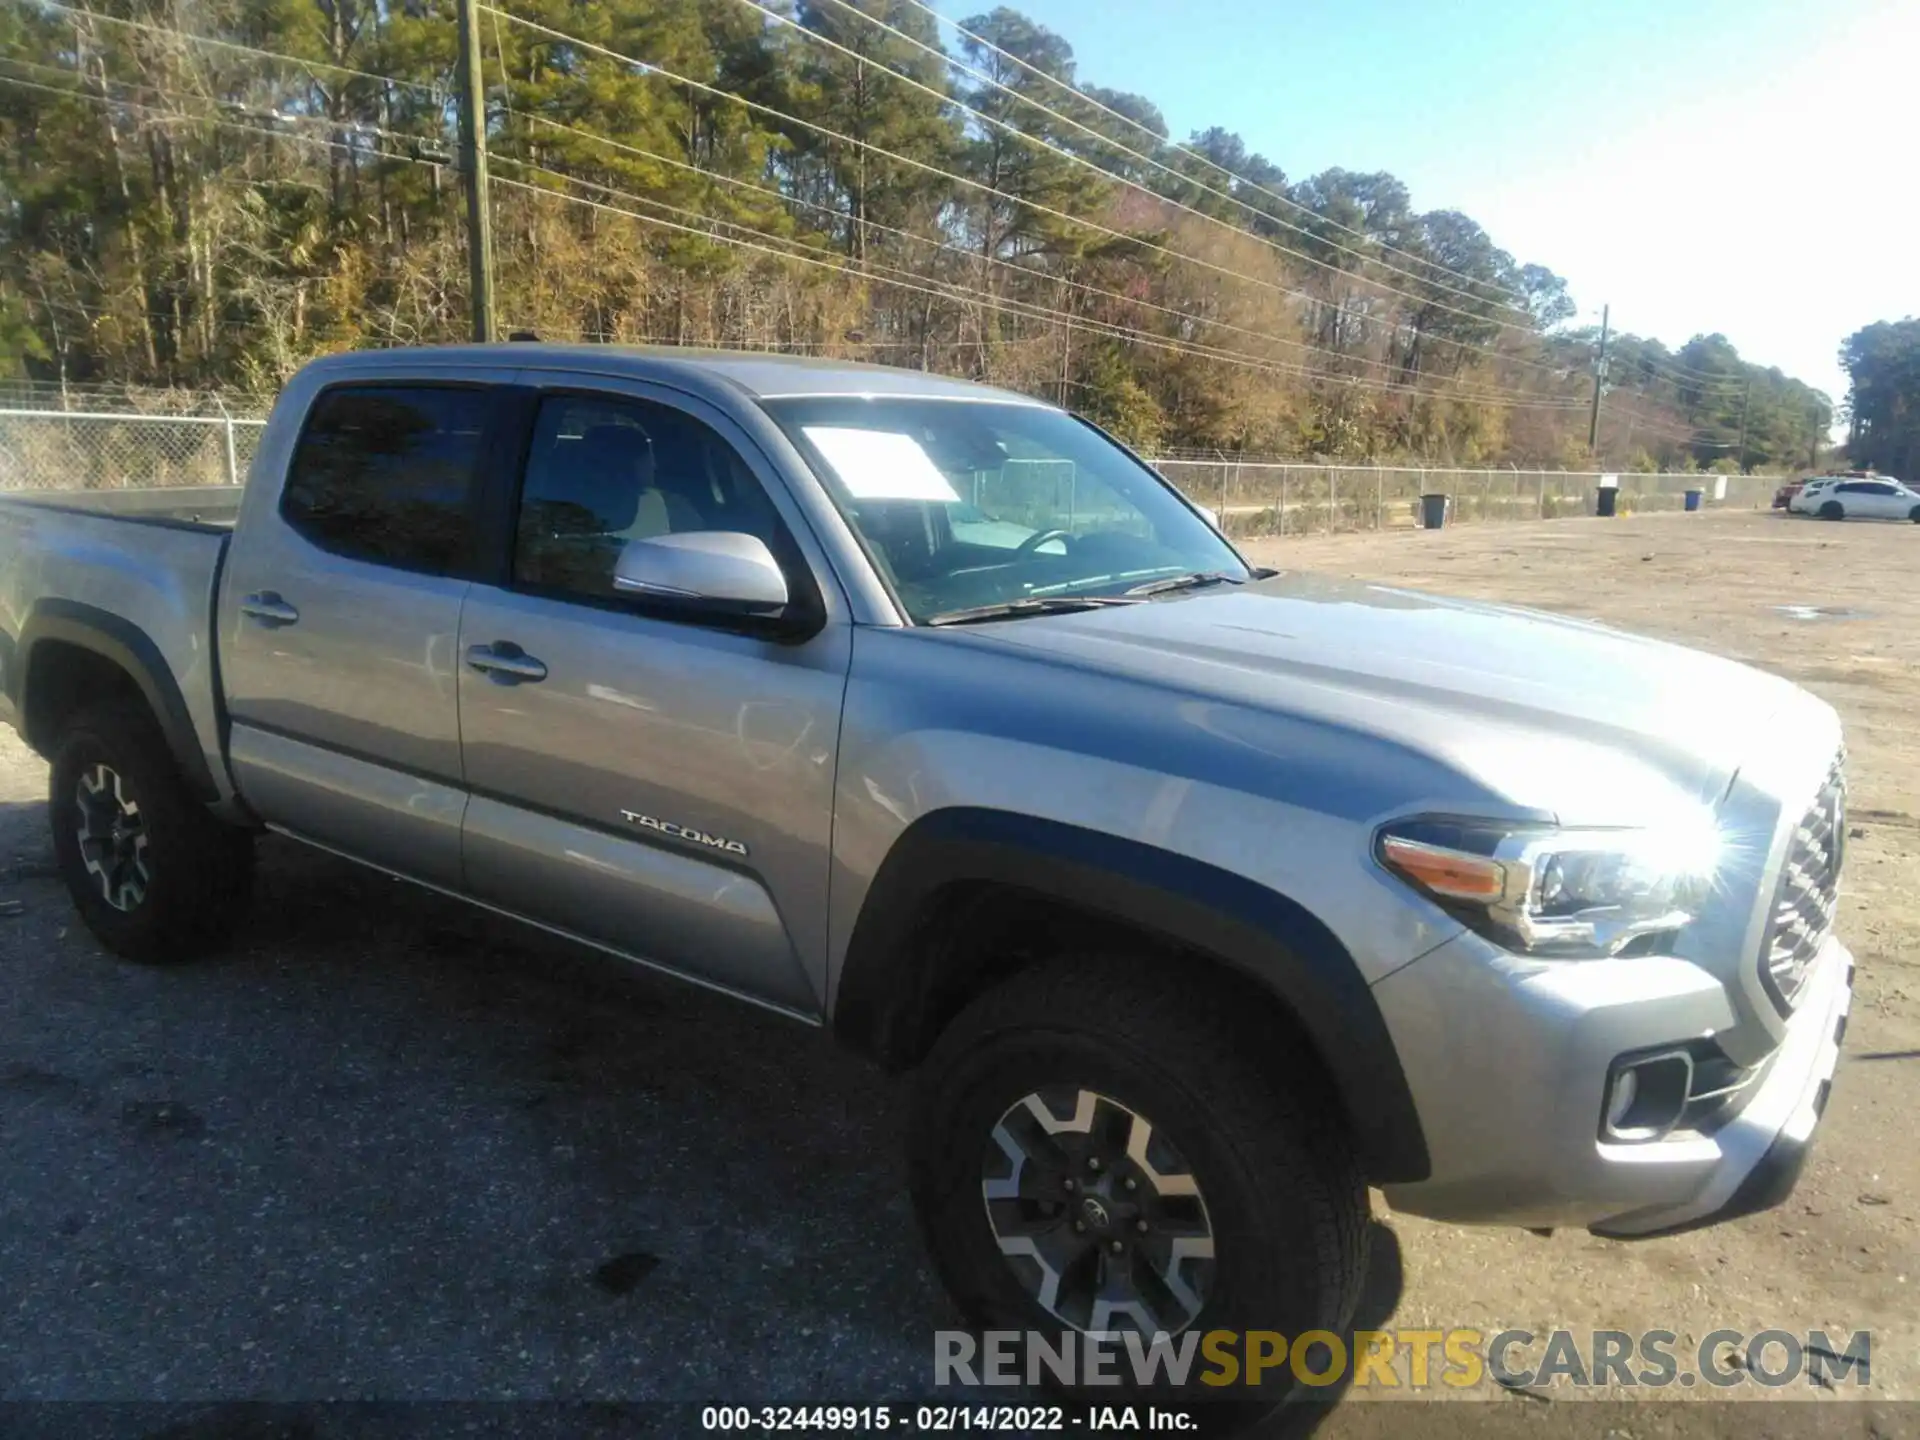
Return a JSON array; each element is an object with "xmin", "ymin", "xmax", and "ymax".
[{"xmin": 928, "ymin": 0, "xmax": 1917, "ymax": 410}]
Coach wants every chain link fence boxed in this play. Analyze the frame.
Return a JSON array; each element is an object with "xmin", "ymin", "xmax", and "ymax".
[
  {"xmin": 0, "ymin": 407, "xmax": 1777, "ymax": 539},
  {"xmin": 1149, "ymin": 460, "xmax": 1777, "ymax": 540},
  {"xmin": 0, "ymin": 409, "xmax": 267, "ymax": 491}
]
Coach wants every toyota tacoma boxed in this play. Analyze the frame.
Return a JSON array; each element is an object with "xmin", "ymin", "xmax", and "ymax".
[{"xmin": 0, "ymin": 345, "xmax": 1852, "ymax": 1371}]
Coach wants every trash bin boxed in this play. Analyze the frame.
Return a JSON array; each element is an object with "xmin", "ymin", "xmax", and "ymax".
[
  {"xmin": 1419, "ymin": 493, "xmax": 1449, "ymax": 529},
  {"xmin": 1684, "ymin": 488, "xmax": 1704, "ymax": 512},
  {"xmin": 1595, "ymin": 486, "xmax": 1619, "ymax": 518}
]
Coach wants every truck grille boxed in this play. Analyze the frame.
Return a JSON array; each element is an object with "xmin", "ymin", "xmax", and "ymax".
[{"xmin": 1758, "ymin": 755, "xmax": 1846, "ymax": 1015}]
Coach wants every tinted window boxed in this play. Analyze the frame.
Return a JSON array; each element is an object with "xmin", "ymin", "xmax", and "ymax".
[
  {"xmin": 514, "ymin": 393, "xmax": 784, "ymax": 602},
  {"xmin": 282, "ymin": 386, "xmax": 488, "ymax": 573},
  {"xmin": 1837, "ymin": 482, "xmax": 1873, "ymax": 494}
]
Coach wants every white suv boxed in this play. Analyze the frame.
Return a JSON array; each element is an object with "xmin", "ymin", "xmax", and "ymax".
[{"xmin": 1790, "ymin": 475, "xmax": 1920, "ymax": 521}]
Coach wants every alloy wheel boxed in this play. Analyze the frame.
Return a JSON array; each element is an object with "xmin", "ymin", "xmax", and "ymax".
[
  {"xmin": 982, "ymin": 1086, "xmax": 1215, "ymax": 1334},
  {"xmin": 74, "ymin": 762, "xmax": 150, "ymax": 911}
]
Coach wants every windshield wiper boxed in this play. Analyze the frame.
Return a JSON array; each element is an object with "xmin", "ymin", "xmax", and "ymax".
[
  {"xmin": 1124, "ymin": 570, "xmax": 1247, "ymax": 598},
  {"xmin": 923, "ymin": 595, "xmax": 1144, "ymax": 627}
]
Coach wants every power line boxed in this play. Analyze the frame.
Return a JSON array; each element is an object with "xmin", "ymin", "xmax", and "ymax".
[
  {"xmin": 804, "ymin": 0, "xmax": 1538, "ymax": 320},
  {"xmin": 16, "ymin": 0, "xmax": 439, "ymax": 96},
  {"xmin": 498, "ymin": 141, "xmax": 1587, "ymax": 411},
  {"xmin": 482, "ymin": 6, "xmax": 1575, "ymax": 382},
  {"xmin": 496, "ymin": 168, "xmax": 1591, "ymax": 413},
  {"xmin": 895, "ymin": 0, "xmax": 1538, "ymax": 313},
  {"xmin": 715, "ymin": 0, "xmax": 1553, "ymax": 342},
  {"xmin": 496, "ymin": 160, "xmax": 1352, "ymax": 391},
  {"xmin": 497, "ymin": 107, "xmax": 1543, "ymax": 395},
  {"xmin": 0, "ymin": 53, "xmax": 448, "ymax": 157},
  {"xmin": 496, "ymin": 156, "xmax": 1576, "ymax": 409},
  {"xmin": 1, "ymin": 10, "xmax": 1645, "ymax": 422}
]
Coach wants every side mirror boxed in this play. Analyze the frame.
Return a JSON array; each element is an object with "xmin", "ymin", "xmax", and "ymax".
[{"xmin": 613, "ymin": 532, "xmax": 790, "ymax": 616}]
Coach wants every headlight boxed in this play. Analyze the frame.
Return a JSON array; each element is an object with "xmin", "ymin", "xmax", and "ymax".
[{"xmin": 1376, "ymin": 814, "xmax": 1721, "ymax": 958}]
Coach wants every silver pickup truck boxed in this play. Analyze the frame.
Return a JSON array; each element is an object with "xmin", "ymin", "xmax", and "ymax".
[{"xmin": 0, "ymin": 345, "xmax": 1852, "ymax": 1363}]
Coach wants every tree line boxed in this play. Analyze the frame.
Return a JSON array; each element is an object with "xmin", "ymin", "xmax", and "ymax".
[
  {"xmin": 1841, "ymin": 319, "xmax": 1919, "ymax": 481},
  {"xmin": 0, "ymin": 0, "xmax": 1832, "ymax": 469}
]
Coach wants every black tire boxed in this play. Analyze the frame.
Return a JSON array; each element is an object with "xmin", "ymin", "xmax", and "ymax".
[
  {"xmin": 49, "ymin": 700, "xmax": 253, "ymax": 963},
  {"xmin": 1819, "ymin": 500, "xmax": 1844, "ymax": 520},
  {"xmin": 909, "ymin": 955, "xmax": 1367, "ymax": 1413},
  {"xmin": 1909, "ymin": 505, "xmax": 1920, "ymax": 524}
]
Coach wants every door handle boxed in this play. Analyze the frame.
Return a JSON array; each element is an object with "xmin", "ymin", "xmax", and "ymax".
[
  {"xmin": 465, "ymin": 642, "xmax": 548, "ymax": 683},
  {"xmin": 239, "ymin": 591, "xmax": 300, "ymax": 626}
]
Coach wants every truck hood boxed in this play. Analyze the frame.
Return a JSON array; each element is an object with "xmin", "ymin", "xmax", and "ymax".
[{"xmin": 967, "ymin": 571, "xmax": 1829, "ymax": 824}]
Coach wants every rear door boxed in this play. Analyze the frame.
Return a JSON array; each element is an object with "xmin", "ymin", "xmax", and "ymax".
[
  {"xmin": 219, "ymin": 372, "xmax": 518, "ymax": 886},
  {"xmin": 455, "ymin": 381, "xmax": 852, "ymax": 1015}
]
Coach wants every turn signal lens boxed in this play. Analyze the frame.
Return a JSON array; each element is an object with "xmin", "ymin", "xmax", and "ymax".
[{"xmin": 1379, "ymin": 835, "xmax": 1507, "ymax": 901}]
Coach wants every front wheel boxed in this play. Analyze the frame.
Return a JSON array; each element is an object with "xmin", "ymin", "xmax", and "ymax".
[
  {"xmin": 1819, "ymin": 500, "xmax": 1845, "ymax": 520},
  {"xmin": 909, "ymin": 957, "xmax": 1367, "ymax": 1407},
  {"xmin": 1909, "ymin": 504, "xmax": 1920, "ymax": 524},
  {"xmin": 49, "ymin": 701, "xmax": 254, "ymax": 963}
]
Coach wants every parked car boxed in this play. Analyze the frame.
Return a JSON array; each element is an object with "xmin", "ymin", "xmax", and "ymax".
[
  {"xmin": 0, "ymin": 346, "xmax": 1852, "ymax": 1389},
  {"xmin": 1789, "ymin": 475, "xmax": 1920, "ymax": 521},
  {"xmin": 1773, "ymin": 479, "xmax": 1805, "ymax": 509}
]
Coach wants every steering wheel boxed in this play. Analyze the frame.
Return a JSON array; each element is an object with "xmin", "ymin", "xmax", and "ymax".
[{"xmin": 1015, "ymin": 528, "xmax": 1073, "ymax": 556}]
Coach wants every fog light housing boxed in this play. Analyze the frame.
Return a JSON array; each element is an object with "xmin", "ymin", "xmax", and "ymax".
[
  {"xmin": 1605, "ymin": 1068, "xmax": 1638, "ymax": 1130},
  {"xmin": 1600, "ymin": 1050, "xmax": 1693, "ymax": 1142}
]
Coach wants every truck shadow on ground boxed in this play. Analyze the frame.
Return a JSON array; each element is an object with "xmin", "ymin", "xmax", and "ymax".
[{"xmin": 0, "ymin": 814, "xmax": 1406, "ymax": 1410}]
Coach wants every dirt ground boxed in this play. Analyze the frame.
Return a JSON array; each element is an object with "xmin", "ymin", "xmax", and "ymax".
[{"xmin": 0, "ymin": 507, "xmax": 1914, "ymax": 1432}]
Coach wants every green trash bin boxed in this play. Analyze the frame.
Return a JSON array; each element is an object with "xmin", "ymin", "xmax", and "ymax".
[
  {"xmin": 1595, "ymin": 486, "xmax": 1619, "ymax": 517},
  {"xmin": 1419, "ymin": 493, "xmax": 1449, "ymax": 529}
]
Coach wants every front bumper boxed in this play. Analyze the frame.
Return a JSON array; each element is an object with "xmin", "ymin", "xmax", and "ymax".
[{"xmin": 1374, "ymin": 929, "xmax": 1851, "ymax": 1234}]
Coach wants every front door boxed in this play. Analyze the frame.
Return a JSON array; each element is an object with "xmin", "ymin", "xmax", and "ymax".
[{"xmin": 456, "ymin": 384, "xmax": 851, "ymax": 1016}]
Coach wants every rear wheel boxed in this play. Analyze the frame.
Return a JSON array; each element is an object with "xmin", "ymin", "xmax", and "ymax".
[
  {"xmin": 49, "ymin": 701, "xmax": 253, "ymax": 963},
  {"xmin": 1909, "ymin": 504, "xmax": 1920, "ymax": 524},
  {"xmin": 910, "ymin": 956, "xmax": 1367, "ymax": 1412},
  {"xmin": 1819, "ymin": 500, "xmax": 1844, "ymax": 520}
]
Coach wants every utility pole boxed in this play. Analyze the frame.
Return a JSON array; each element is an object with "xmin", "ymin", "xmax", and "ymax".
[
  {"xmin": 1586, "ymin": 303, "xmax": 1610, "ymax": 456},
  {"xmin": 1735, "ymin": 378, "xmax": 1753, "ymax": 473},
  {"xmin": 455, "ymin": 0, "xmax": 495, "ymax": 343},
  {"xmin": 1807, "ymin": 404, "xmax": 1822, "ymax": 471}
]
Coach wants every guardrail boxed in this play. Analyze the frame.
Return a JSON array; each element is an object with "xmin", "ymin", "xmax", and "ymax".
[{"xmin": 0, "ymin": 408, "xmax": 1774, "ymax": 541}]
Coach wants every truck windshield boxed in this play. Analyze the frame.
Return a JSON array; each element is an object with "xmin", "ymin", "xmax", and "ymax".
[{"xmin": 762, "ymin": 396, "xmax": 1246, "ymax": 623}]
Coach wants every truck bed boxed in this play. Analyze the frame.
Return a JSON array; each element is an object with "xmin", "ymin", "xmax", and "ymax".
[
  {"xmin": 0, "ymin": 487, "xmax": 235, "ymax": 798},
  {"xmin": 0, "ymin": 484, "xmax": 242, "ymax": 531}
]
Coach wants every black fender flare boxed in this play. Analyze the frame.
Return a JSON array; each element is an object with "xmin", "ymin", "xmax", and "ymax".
[
  {"xmin": 10, "ymin": 598, "xmax": 220, "ymax": 802},
  {"xmin": 833, "ymin": 807, "xmax": 1430, "ymax": 1184}
]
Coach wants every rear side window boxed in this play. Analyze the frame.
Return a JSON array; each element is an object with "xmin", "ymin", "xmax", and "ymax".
[{"xmin": 281, "ymin": 386, "xmax": 490, "ymax": 573}]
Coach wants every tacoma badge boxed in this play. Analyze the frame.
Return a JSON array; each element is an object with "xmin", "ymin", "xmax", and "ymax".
[{"xmin": 620, "ymin": 810, "xmax": 749, "ymax": 857}]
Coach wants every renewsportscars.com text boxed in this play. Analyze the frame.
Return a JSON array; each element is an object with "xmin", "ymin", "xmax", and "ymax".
[{"xmin": 934, "ymin": 1327, "xmax": 1872, "ymax": 1390}]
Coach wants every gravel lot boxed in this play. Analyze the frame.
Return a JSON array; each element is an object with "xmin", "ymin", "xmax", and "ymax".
[{"xmin": 1, "ymin": 508, "xmax": 1914, "ymax": 1435}]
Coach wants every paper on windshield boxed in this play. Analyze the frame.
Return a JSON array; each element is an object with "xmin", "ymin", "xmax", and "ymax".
[{"xmin": 802, "ymin": 426, "xmax": 959, "ymax": 502}]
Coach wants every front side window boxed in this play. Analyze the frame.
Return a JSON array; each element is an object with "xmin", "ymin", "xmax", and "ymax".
[
  {"xmin": 763, "ymin": 397, "xmax": 1246, "ymax": 622},
  {"xmin": 281, "ymin": 385, "xmax": 489, "ymax": 574},
  {"xmin": 513, "ymin": 393, "xmax": 785, "ymax": 603}
]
